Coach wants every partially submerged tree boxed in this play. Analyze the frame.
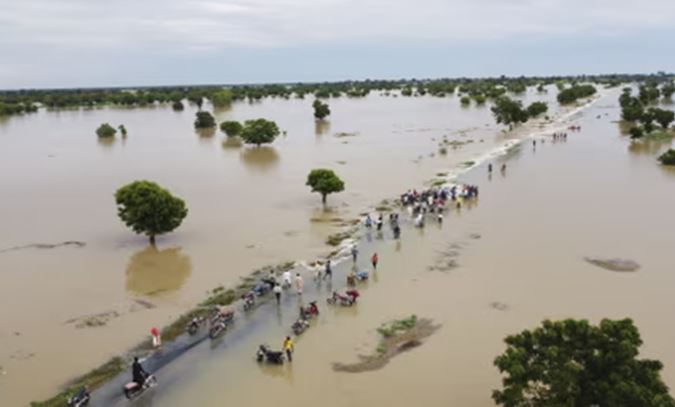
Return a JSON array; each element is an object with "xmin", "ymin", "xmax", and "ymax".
[
  {"xmin": 313, "ymin": 99, "xmax": 331, "ymax": 120},
  {"xmin": 210, "ymin": 90, "xmax": 233, "ymax": 107},
  {"xmin": 649, "ymin": 108, "xmax": 675, "ymax": 129},
  {"xmin": 118, "ymin": 125, "xmax": 128, "ymax": 137},
  {"xmin": 220, "ymin": 120, "xmax": 243, "ymax": 136},
  {"xmin": 240, "ymin": 118, "xmax": 280, "ymax": 146},
  {"xmin": 525, "ymin": 101, "xmax": 548, "ymax": 118},
  {"xmin": 194, "ymin": 111, "xmax": 216, "ymax": 129},
  {"xmin": 115, "ymin": 180, "xmax": 188, "ymax": 244},
  {"xmin": 172, "ymin": 100, "xmax": 184, "ymax": 111},
  {"xmin": 306, "ymin": 169, "xmax": 345, "ymax": 204},
  {"xmin": 96, "ymin": 123, "xmax": 117, "ymax": 138},
  {"xmin": 659, "ymin": 149, "xmax": 675, "ymax": 165},
  {"xmin": 491, "ymin": 97, "xmax": 528, "ymax": 127},
  {"xmin": 493, "ymin": 318, "xmax": 675, "ymax": 407}
]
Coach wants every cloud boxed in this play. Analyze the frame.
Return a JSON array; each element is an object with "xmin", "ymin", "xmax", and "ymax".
[{"xmin": 0, "ymin": 0, "xmax": 674, "ymax": 87}]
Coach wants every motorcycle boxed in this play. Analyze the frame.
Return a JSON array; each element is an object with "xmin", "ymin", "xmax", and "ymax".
[
  {"xmin": 242, "ymin": 292, "xmax": 256, "ymax": 311},
  {"xmin": 327, "ymin": 289, "xmax": 360, "ymax": 306},
  {"xmin": 67, "ymin": 387, "xmax": 90, "ymax": 407},
  {"xmin": 291, "ymin": 318, "xmax": 310, "ymax": 335},
  {"xmin": 209, "ymin": 310, "xmax": 235, "ymax": 339},
  {"xmin": 300, "ymin": 301, "xmax": 319, "ymax": 319},
  {"xmin": 252, "ymin": 282, "xmax": 271, "ymax": 296},
  {"xmin": 256, "ymin": 345, "xmax": 285, "ymax": 364},
  {"xmin": 123, "ymin": 374, "xmax": 157, "ymax": 400},
  {"xmin": 186, "ymin": 316, "xmax": 206, "ymax": 335}
]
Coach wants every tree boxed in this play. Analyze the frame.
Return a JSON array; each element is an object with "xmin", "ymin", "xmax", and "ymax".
[
  {"xmin": 493, "ymin": 318, "xmax": 675, "ymax": 407},
  {"xmin": 491, "ymin": 97, "xmax": 528, "ymax": 126},
  {"xmin": 313, "ymin": 99, "xmax": 331, "ymax": 120},
  {"xmin": 557, "ymin": 84, "xmax": 596, "ymax": 104},
  {"xmin": 526, "ymin": 101, "xmax": 548, "ymax": 118},
  {"xmin": 460, "ymin": 96, "xmax": 471, "ymax": 105},
  {"xmin": 194, "ymin": 111, "xmax": 216, "ymax": 129},
  {"xmin": 662, "ymin": 82, "xmax": 675, "ymax": 100},
  {"xmin": 118, "ymin": 125, "xmax": 128, "ymax": 137},
  {"xmin": 649, "ymin": 108, "xmax": 675, "ymax": 129},
  {"xmin": 172, "ymin": 100, "xmax": 184, "ymax": 111},
  {"xmin": 210, "ymin": 90, "xmax": 233, "ymax": 107},
  {"xmin": 220, "ymin": 120, "xmax": 243, "ymax": 136},
  {"xmin": 96, "ymin": 123, "xmax": 117, "ymax": 138},
  {"xmin": 658, "ymin": 149, "xmax": 675, "ymax": 165},
  {"xmin": 306, "ymin": 169, "xmax": 345, "ymax": 204},
  {"xmin": 240, "ymin": 118, "xmax": 280, "ymax": 146},
  {"xmin": 114, "ymin": 180, "xmax": 188, "ymax": 244},
  {"xmin": 629, "ymin": 126, "xmax": 645, "ymax": 139}
]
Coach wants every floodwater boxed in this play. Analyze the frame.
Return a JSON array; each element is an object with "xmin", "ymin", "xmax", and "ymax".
[
  {"xmin": 0, "ymin": 86, "xmax": 666, "ymax": 406},
  {"xmin": 83, "ymin": 89, "xmax": 675, "ymax": 407}
]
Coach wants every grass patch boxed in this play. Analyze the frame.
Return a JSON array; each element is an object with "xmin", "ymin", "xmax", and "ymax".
[
  {"xmin": 377, "ymin": 315, "xmax": 418, "ymax": 338},
  {"xmin": 326, "ymin": 231, "xmax": 353, "ymax": 246},
  {"xmin": 430, "ymin": 179, "xmax": 445, "ymax": 187},
  {"xmin": 462, "ymin": 160, "xmax": 475, "ymax": 167},
  {"xmin": 438, "ymin": 147, "xmax": 448, "ymax": 155},
  {"xmin": 31, "ymin": 357, "xmax": 125, "ymax": 407}
]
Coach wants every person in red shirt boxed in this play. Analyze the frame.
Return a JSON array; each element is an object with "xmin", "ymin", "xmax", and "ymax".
[{"xmin": 371, "ymin": 253, "xmax": 379, "ymax": 270}]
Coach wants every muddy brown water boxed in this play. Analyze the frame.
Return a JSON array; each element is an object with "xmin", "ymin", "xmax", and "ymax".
[{"xmin": 1, "ymin": 87, "xmax": 671, "ymax": 405}]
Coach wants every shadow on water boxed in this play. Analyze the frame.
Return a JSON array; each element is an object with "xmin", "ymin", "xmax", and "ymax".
[
  {"xmin": 315, "ymin": 120, "xmax": 330, "ymax": 136},
  {"xmin": 125, "ymin": 246, "xmax": 192, "ymax": 296},
  {"xmin": 221, "ymin": 136, "xmax": 243, "ymax": 150},
  {"xmin": 628, "ymin": 139, "xmax": 673, "ymax": 156},
  {"xmin": 239, "ymin": 146, "xmax": 280, "ymax": 173},
  {"xmin": 97, "ymin": 137, "xmax": 116, "ymax": 148},
  {"xmin": 195, "ymin": 128, "xmax": 216, "ymax": 138}
]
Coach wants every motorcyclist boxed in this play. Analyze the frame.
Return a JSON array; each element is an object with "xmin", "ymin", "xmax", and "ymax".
[{"xmin": 132, "ymin": 357, "xmax": 148, "ymax": 387}]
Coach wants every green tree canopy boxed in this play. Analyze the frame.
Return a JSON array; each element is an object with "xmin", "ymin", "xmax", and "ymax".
[
  {"xmin": 96, "ymin": 123, "xmax": 117, "ymax": 138},
  {"xmin": 118, "ymin": 124, "xmax": 128, "ymax": 137},
  {"xmin": 491, "ymin": 97, "xmax": 529, "ymax": 126},
  {"xmin": 649, "ymin": 108, "xmax": 675, "ymax": 129},
  {"xmin": 220, "ymin": 120, "xmax": 243, "ymax": 136},
  {"xmin": 493, "ymin": 318, "xmax": 675, "ymax": 407},
  {"xmin": 557, "ymin": 84, "xmax": 597, "ymax": 104},
  {"xmin": 210, "ymin": 90, "xmax": 233, "ymax": 107},
  {"xmin": 306, "ymin": 168, "xmax": 345, "ymax": 204},
  {"xmin": 172, "ymin": 100, "xmax": 184, "ymax": 111},
  {"xmin": 240, "ymin": 118, "xmax": 280, "ymax": 146},
  {"xmin": 526, "ymin": 101, "xmax": 548, "ymax": 117},
  {"xmin": 114, "ymin": 180, "xmax": 188, "ymax": 244},
  {"xmin": 659, "ymin": 149, "xmax": 675, "ymax": 165},
  {"xmin": 313, "ymin": 99, "xmax": 331, "ymax": 120},
  {"xmin": 194, "ymin": 111, "xmax": 216, "ymax": 129}
]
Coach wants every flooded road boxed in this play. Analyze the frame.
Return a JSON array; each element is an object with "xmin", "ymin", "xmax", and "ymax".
[
  {"xmin": 85, "ymin": 91, "xmax": 675, "ymax": 406},
  {"xmin": 1, "ymin": 86, "xmax": 667, "ymax": 405}
]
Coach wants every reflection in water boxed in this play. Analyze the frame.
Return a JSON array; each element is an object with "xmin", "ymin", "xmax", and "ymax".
[
  {"xmin": 97, "ymin": 137, "xmax": 115, "ymax": 147},
  {"xmin": 315, "ymin": 120, "xmax": 330, "ymax": 136},
  {"xmin": 239, "ymin": 147, "xmax": 280, "ymax": 172},
  {"xmin": 222, "ymin": 136, "xmax": 243, "ymax": 150},
  {"xmin": 628, "ymin": 139, "xmax": 673, "ymax": 156},
  {"xmin": 195, "ymin": 128, "xmax": 216, "ymax": 138},
  {"xmin": 125, "ymin": 246, "xmax": 192, "ymax": 296}
]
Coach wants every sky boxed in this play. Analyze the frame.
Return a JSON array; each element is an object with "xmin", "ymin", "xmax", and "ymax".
[{"xmin": 1, "ymin": 0, "xmax": 674, "ymax": 89}]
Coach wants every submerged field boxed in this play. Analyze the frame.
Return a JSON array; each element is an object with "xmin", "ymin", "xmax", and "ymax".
[{"xmin": 1, "ymin": 86, "xmax": 675, "ymax": 406}]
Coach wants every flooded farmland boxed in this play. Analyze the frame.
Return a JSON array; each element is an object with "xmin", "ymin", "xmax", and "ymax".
[{"xmin": 2, "ymin": 87, "xmax": 675, "ymax": 406}]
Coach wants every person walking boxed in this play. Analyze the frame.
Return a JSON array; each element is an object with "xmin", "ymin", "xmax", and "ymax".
[
  {"xmin": 295, "ymin": 273, "xmax": 304, "ymax": 295},
  {"xmin": 283, "ymin": 336, "xmax": 294, "ymax": 362},
  {"xmin": 282, "ymin": 269, "xmax": 292, "ymax": 288},
  {"xmin": 351, "ymin": 245, "xmax": 358, "ymax": 263},
  {"xmin": 371, "ymin": 252, "xmax": 379, "ymax": 270},
  {"xmin": 324, "ymin": 260, "xmax": 332, "ymax": 280},
  {"xmin": 273, "ymin": 283, "xmax": 282, "ymax": 305}
]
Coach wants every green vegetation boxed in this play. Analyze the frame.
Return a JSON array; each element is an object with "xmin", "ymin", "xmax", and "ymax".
[
  {"xmin": 460, "ymin": 96, "xmax": 471, "ymax": 105},
  {"xmin": 194, "ymin": 111, "xmax": 216, "ymax": 129},
  {"xmin": 0, "ymin": 101, "xmax": 37, "ymax": 116},
  {"xmin": 306, "ymin": 168, "xmax": 345, "ymax": 204},
  {"xmin": 557, "ymin": 84, "xmax": 597, "ymax": 104},
  {"xmin": 493, "ymin": 318, "xmax": 675, "ymax": 407},
  {"xmin": 118, "ymin": 124, "xmax": 127, "ymax": 137},
  {"xmin": 114, "ymin": 180, "xmax": 188, "ymax": 244},
  {"xmin": 30, "ymin": 357, "xmax": 125, "ymax": 407},
  {"xmin": 659, "ymin": 149, "xmax": 675, "ymax": 165},
  {"xmin": 210, "ymin": 89, "xmax": 233, "ymax": 107},
  {"xmin": 525, "ymin": 101, "xmax": 548, "ymax": 117},
  {"xmin": 240, "ymin": 118, "xmax": 280, "ymax": 146},
  {"xmin": 326, "ymin": 231, "xmax": 353, "ymax": 246},
  {"xmin": 172, "ymin": 100, "xmax": 184, "ymax": 111},
  {"xmin": 220, "ymin": 120, "xmax": 243, "ymax": 136},
  {"xmin": 491, "ymin": 97, "xmax": 528, "ymax": 126},
  {"xmin": 95, "ymin": 123, "xmax": 117, "ymax": 138},
  {"xmin": 620, "ymin": 88, "xmax": 674, "ymax": 139},
  {"xmin": 377, "ymin": 315, "xmax": 418, "ymax": 338},
  {"xmin": 313, "ymin": 99, "xmax": 331, "ymax": 120}
]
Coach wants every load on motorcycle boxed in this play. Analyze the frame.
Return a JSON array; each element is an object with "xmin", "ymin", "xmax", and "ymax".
[
  {"xmin": 242, "ymin": 291, "xmax": 256, "ymax": 311},
  {"xmin": 291, "ymin": 318, "xmax": 310, "ymax": 335},
  {"xmin": 256, "ymin": 344, "xmax": 285, "ymax": 364},
  {"xmin": 327, "ymin": 289, "xmax": 360, "ymax": 306},
  {"xmin": 300, "ymin": 301, "xmax": 319, "ymax": 319},
  {"xmin": 209, "ymin": 306, "xmax": 235, "ymax": 339}
]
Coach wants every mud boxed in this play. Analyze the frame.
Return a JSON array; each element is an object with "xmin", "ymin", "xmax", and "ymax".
[
  {"xmin": 332, "ymin": 318, "xmax": 440, "ymax": 373},
  {"xmin": 0, "ymin": 240, "xmax": 85, "ymax": 254},
  {"xmin": 584, "ymin": 257, "xmax": 640, "ymax": 272}
]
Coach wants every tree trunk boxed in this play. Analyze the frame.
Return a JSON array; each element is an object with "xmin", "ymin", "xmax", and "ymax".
[
  {"xmin": 322, "ymin": 193, "xmax": 327, "ymax": 204},
  {"xmin": 149, "ymin": 235, "xmax": 156, "ymax": 245}
]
